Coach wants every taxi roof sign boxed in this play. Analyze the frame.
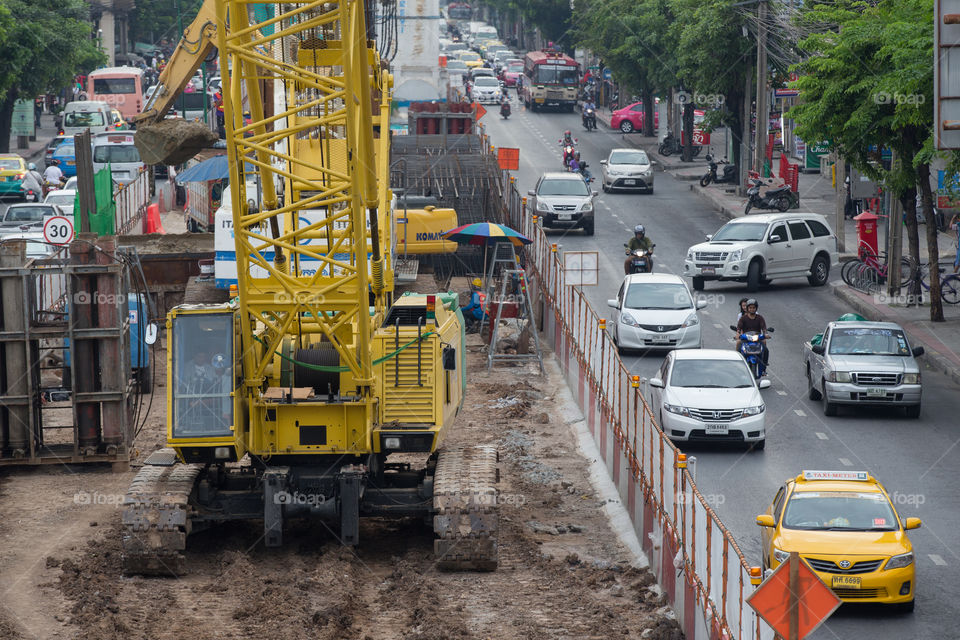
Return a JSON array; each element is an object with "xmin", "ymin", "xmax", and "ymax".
[{"xmin": 800, "ymin": 470, "xmax": 870, "ymax": 482}]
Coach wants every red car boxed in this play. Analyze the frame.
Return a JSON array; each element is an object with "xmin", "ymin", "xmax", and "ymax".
[
  {"xmin": 500, "ymin": 59, "xmax": 524, "ymax": 87},
  {"xmin": 610, "ymin": 102, "xmax": 705, "ymax": 133}
]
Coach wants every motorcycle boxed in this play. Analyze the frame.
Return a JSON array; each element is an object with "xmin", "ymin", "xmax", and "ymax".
[
  {"xmin": 744, "ymin": 177, "xmax": 794, "ymax": 214},
  {"xmin": 624, "ymin": 243, "xmax": 655, "ymax": 274},
  {"xmin": 559, "ymin": 139, "xmax": 578, "ymax": 169},
  {"xmin": 42, "ymin": 179, "xmax": 65, "ymax": 199},
  {"xmin": 658, "ymin": 131, "xmax": 702, "ymax": 158},
  {"xmin": 699, "ymin": 153, "xmax": 738, "ymax": 186},
  {"xmin": 500, "ymin": 100, "xmax": 511, "ymax": 119},
  {"xmin": 582, "ymin": 107, "xmax": 597, "ymax": 130},
  {"xmin": 730, "ymin": 326, "xmax": 774, "ymax": 378},
  {"xmin": 571, "ymin": 162, "xmax": 594, "ymax": 184}
]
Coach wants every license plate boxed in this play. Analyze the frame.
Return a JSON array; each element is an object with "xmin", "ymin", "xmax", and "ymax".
[
  {"xmin": 831, "ymin": 575, "xmax": 861, "ymax": 589},
  {"xmin": 651, "ymin": 335, "xmax": 670, "ymax": 344},
  {"xmin": 866, "ymin": 387, "xmax": 886, "ymax": 397},
  {"xmin": 66, "ymin": 161, "xmax": 75, "ymax": 166},
  {"xmin": 557, "ymin": 213, "xmax": 572, "ymax": 221},
  {"xmin": 705, "ymin": 424, "xmax": 728, "ymax": 435},
  {"xmin": 701, "ymin": 266, "xmax": 716, "ymax": 274},
  {"xmin": 536, "ymin": 98, "xmax": 544, "ymax": 103},
  {"xmin": 624, "ymin": 179, "xmax": 636, "ymax": 185}
]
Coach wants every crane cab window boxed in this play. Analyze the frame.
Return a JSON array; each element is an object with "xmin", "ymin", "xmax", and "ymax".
[{"xmin": 171, "ymin": 312, "xmax": 235, "ymax": 439}]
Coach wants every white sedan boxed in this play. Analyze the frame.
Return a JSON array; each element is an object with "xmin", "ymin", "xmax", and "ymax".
[
  {"xmin": 44, "ymin": 189, "xmax": 77, "ymax": 218},
  {"xmin": 470, "ymin": 76, "xmax": 502, "ymax": 103},
  {"xmin": 648, "ymin": 349, "xmax": 771, "ymax": 450},
  {"xmin": 607, "ymin": 273, "xmax": 705, "ymax": 352}
]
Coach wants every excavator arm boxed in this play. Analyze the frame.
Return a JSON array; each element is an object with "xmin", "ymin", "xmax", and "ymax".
[{"xmin": 132, "ymin": 0, "xmax": 218, "ymax": 126}]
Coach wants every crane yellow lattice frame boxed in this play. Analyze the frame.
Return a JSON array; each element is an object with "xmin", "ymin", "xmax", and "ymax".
[{"xmin": 215, "ymin": 0, "xmax": 387, "ymax": 396}]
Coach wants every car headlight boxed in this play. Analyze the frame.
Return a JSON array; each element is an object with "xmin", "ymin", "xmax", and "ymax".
[
  {"xmin": 580, "ymin": 202, "xmax": 593, "ymax": 213},
  {"xmin": 620, "ymin": 312, "xmax": 640, "ymax": 327},
  {"xmin": 728, "ymin": 249, "xmax": 742, "ymax": 262},
  {"xmin": 664, "ymin": 403, "xmax": 691, "ymax": 417},
  {"xmin": 773, "ymin": 547, "xmax": 790, "ymax": 564},
  {"xmin": 902, "ymin": 373, "xmax": 920, "ymax": 384},
  {"xmin": 536, "ymin": 201, "xmax": 550, "ymax": 212},
  {"xmin": 681, "ymin": 314, "xmax": 699, "ymax": 328},
  {"xmin": 742, "ymin": 404, "xmax": 765, "ymax": 416},
  {"xmin": 827, "ymin": 371, "xmax": 852, "ymax": 383},
  {"xmin": 885, "ymin": 552, "xmax": 914, "ymax": 570}
]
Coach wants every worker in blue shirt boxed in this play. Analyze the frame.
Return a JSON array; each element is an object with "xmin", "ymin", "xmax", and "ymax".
[{"xmin": 463, "ymin": 278, "xmax": 487, "ymax": 331}]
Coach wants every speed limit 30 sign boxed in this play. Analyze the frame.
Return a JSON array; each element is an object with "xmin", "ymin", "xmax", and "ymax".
[{"xmin": 43, "ymin": 216, "xmax": 75, "ymax": 245}]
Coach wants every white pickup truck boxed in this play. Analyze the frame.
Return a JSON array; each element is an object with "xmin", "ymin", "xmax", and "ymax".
[{"xmin": 804, "ymin": 320, "xmax": 925, "ymax": 418}]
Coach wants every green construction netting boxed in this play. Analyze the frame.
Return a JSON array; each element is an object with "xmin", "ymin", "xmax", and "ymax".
[{"xmin": 73, "ymin": 165, "xmax": 116, "ymax": 235}]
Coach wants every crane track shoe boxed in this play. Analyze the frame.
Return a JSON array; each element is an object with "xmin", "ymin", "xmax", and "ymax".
[
  {"xmin": 433, "ymin": 445, "xmax": 500, "ymax": 571},
  {"xmin": 121, "ymin": 449, "xmax": 202, "ymax": 576}
]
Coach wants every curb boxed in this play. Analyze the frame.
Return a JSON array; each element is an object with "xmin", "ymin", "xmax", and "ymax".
[
  {"xmin": 832, "ymin": 284, "xmax": 960, "ymax": 387},
  {"xmin": 688, "ymin": 182, "xmax": 743, "ymax": 220}
]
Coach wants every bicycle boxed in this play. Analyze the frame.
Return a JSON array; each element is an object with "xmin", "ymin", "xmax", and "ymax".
[
  {"xmin": 903, "ymin": 264, "xmax": 960, "ymax": 304},
  {"xmin": 840, "ymin": 248, "xmax": 914, "ymax": 295}
]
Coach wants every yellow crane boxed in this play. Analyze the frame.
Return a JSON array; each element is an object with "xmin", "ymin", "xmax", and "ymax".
[{"xmin": 121, "ymin": 0, "xmax": 497, "ymax": 575}]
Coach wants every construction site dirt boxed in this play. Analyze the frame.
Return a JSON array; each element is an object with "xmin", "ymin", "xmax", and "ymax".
[{"xmin": 0, "ymin": 278, "xmax": 682, "ymax": 640}]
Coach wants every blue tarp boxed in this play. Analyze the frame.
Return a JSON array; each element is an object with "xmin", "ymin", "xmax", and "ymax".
[{"xmin": 176, "ymin": 155, "xmax": 256, "ymax": 184}]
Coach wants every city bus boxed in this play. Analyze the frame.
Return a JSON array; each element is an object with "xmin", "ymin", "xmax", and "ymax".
[
  {"xmin": 519, "ymin": 50, "xmax": 580, "ymax": 112},
  {"xmin": 88, "ymin": 67, "xmax": 145, "ymax": 123},
  {"xmin": 447, "ymin": 2, "xmax": 472, "ymax": 20}
]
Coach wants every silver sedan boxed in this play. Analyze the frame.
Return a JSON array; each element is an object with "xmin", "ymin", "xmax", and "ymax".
[{"xmin": 600, "ymin": 148, "xmax": 656, "ymax": 194}]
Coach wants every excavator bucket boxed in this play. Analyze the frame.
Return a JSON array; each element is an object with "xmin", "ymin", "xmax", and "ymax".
[{"xmin": 134, "ymin": 120, "xmax": 219, "ymax": 166}]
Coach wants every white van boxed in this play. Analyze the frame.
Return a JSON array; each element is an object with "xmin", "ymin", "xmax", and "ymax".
[
  {"xmin": 91, "ymin": 132, "xmax": 144, "ymax": 185},
  {"xmin": 61, "ymin": 101, "xmax": 113, "ymax": 136}
]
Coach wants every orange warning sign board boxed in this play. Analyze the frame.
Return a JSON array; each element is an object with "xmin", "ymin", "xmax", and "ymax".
[
  {"xmin": 497, "ymin": 147, "xmax": 520, "ymax": 170},
  {"xmin": 747, "ymin": 554, "xmax": 840, "ymax": 640},
  {"xmin": 473, "ymin": 102, "xmax": 487, "ymax": 120}
]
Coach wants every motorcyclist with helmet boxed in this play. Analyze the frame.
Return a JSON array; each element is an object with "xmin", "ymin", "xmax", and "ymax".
[
  {"xmin": 560, "ymin": 130, "xmax": 576, "ymax": 168},
  {"xmin": 735, "ymin": 298, "xmax": 769, "ymax": 369},
  {"xmin": 624, "ymin": 224, "xmax": 654, "ymax": 274},
  {"xmin": 569, "ymin": 151, "xmax": 592, "ymax": 183},
  {"xmin": 42, "ymin": 159, "xmax": 65, "ymax": 197}
]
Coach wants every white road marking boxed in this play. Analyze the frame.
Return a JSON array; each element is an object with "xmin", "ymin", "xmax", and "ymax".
[
  {"xmin": 775, "ymin": 390, "xmax": 787, "ymax": 396},
  {"xmin": 929, "ymin": 554, "xmax": 947, "ymax": 566},
  {"xmin": 713, "ymin": 323, "xmax": 723, "ymax": 328},
  {"xmin": 838, "ymin": 457, "xmax": 853, "ymax": 466},
  {"xmin": 816, "ymin": 432, "xmax": 828, "ymax": 440},
  {"xmin": 794, "ymin": 409, "xmax": 806, "ymax": 417}
]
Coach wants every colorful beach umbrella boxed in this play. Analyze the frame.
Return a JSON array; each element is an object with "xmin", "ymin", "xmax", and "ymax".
[{"xmin": 442, "ymin": 222, "xmax": 531, "ymax": 247}]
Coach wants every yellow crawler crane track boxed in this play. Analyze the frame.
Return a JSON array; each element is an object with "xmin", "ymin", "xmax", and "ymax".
[
  {"xmin": 121, "ymin": 449, "xmax": 203, "ymax": 576},
  {"xmin": 433, "ymin": 445, "xmax": 500, "ymax": 571}
]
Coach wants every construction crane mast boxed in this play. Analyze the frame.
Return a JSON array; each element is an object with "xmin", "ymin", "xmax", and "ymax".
[{"xmin": 121, "ymin": 0, "xmax": 498, "ymax": 575}]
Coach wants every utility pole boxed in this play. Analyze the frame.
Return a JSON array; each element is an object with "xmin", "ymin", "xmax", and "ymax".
[
  {"xmin": 753, "ymin": 0, "xmax": 769, "ymax": 176},
  {"xmin": 74, "ymin": 130, "xmax": 95, "ymax": 234},
  {"xmin": 741, "ymin": 64, "xmax": 753, "ymax": 196}
]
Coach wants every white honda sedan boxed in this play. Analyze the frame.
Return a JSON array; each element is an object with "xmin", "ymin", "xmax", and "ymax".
[
  {"xmin": 607, "ymin": 273, "xmax": 705, "ymax": 352},
  {"xmin": 648, "ymin": 349, "xmax": 771, "ymax": 450}
]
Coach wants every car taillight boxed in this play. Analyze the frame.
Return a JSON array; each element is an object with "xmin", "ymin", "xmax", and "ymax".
[{"xmin": 15, "ymin": 173, "xmax": 24, "ymax": 179}]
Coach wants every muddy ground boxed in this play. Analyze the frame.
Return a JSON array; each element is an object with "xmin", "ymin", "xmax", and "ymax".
[{"xmin": 0, "ymin": 293, "xmax": 681, "ymax": 639}]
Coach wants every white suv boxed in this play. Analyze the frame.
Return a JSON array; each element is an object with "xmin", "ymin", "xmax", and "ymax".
[{"xmin": 683, "ymin": 212, "xmax": 838, "ymax": 292}]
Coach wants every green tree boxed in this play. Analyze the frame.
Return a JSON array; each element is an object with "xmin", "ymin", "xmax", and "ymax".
[
  {"xmin": 574, "ymin": 0, "xmax": 678, "ymax": 136},
  {"xmin": 0, "ymin": 0, "xmax": 104, "ymax": 152},
  {"xmin": 485, "ymin": 0, "xmax": 571, "ymax": 50},
  {"xmin": 789, "ymin": 0, "xmax": 945, "ymax": 320},
  {"xmin": 671, "ymin": 0, "xmax": 754, "ymax": 167}
]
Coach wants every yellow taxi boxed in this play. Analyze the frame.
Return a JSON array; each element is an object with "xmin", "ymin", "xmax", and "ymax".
[
  {"xmin": 0, "ymin": 154, "xmax": 28, "ymax": 199},
  {"xmin": 756, "ymin": 470, "xmax": 920, "ymax": 611},
  {"xmin": 456, "ymin": 50, "xmax": 484, "ymax": 69},
  {"xmin": 110, "ymin": 109, "xmax": 129, "ymax": 130}
]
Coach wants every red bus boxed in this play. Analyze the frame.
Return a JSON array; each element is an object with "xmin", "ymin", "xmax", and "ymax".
[
  {"xmin": 519, "ymin": 50, "xmax": 580, "ymax": 112},
  {"xmin": 447, "ymin": 2, "xmax": 472, "ymax": 20}
]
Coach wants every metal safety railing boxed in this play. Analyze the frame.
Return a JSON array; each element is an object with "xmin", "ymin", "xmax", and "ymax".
[
  {"xmin": 503, "ymin": 180, "xmax": 772, "ymax": 639},
  {"xmin": 114, "ymin": 168, "xmax": 151, "ymax": 235}
]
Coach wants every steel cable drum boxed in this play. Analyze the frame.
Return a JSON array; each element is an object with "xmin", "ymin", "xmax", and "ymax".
[{"xmin": 294, "ymin": 347, "xmax": 341, "ymax": 395}]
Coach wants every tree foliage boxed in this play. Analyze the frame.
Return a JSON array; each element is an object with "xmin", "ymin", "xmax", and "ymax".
[
  {"xmin": 485, "ymin": 0, "xmax": 572, "ymax": 49},
  {"xmin": 129, "ymin": 0, "xmax": 205, "ymax": 47},
  {"xmin": 789, "ymin": 0, "xmax": 947, "ymax": 320}
]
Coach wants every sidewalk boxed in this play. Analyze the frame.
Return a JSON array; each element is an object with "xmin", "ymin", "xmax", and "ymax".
[{"xmin": 10, "ymin": 113, "xmax": 59, "ymax": 165}]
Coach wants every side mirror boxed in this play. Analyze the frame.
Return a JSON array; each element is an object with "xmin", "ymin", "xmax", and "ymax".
[
  {"xmin": 650, "ymin": 159, "xmax": 658, "ymax": 165},
  {"xmin": 607, "ymin": 299, "xmax": 619, "ymax": 309},
  {"xmin": 695, "ymin": 299, "xmax": 707, "ymax": 310},
  {"xmin": 649, "ymin": 377, "xmax": 664, "ymax": 388},
  {"xmin": 811, "ymin": 344, "xmax": 825, "ymax": 355},
  {"xmin": 767, "ymin": 327, "xmax": 774, "ymax": 333},
  {"xmin": 144, "ymin": 322, "xmax": 159, "ymax": 345},
  {"xmin": 729, "ymin": 325, "xmax": 737, "ymax": 331},
  {"xmin": 758, "ymin": 379, "xmax": 772, "ymax": 389},
  {"xmin": 705, "ymin": 234, "xmax": 713, "ymax": 241},
  {"xmin": 527, "ymin": 190, "xmax": 536, "ymax": 196},
  {"xmin": 912, "ymin": 346, "xmax": 924, "ymax": 357},
  {"xmin": 756, "ymin": 514, "xmax": 775, "ymax": 528},
  {"xmin": 592, "ymin": 191, "xmax": 598, "ymax": 197},
  {"xmin": 600, "ymin": 160, "xmax": 607, "ymax": 165},
  {"xmin": 904, "ymin": 517, "xmax": 922, "ymax": 530}
]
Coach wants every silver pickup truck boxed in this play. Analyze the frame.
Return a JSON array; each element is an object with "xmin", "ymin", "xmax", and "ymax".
[{"xmin": 804, "ymin": 321, "xmax": 925, "ymax": 418}]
